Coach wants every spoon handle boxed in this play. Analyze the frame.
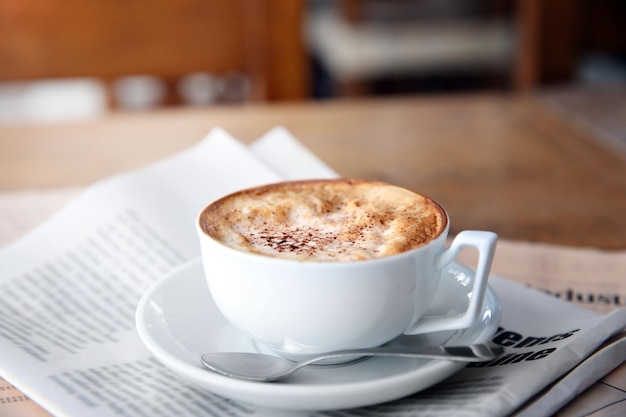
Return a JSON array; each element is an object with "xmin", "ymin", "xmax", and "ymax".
[{"xmin": 298, "ymin": 344, "xmax": 503, "ymax": 368}]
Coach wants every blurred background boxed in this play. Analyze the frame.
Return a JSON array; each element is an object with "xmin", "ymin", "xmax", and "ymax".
[{"xmin": 0, "ymin": 0, "xmax": 624, "ymax": 123}]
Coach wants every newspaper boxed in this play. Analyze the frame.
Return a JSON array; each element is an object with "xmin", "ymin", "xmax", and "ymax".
[{"xmin": 0, "ymin": 127, "xmax": 625, "ymax": 417}]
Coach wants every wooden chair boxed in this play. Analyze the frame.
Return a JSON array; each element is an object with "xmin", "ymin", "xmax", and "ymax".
[{"xmin": 0, "ymin": 0, "xmax": 309, "ymax": 107}]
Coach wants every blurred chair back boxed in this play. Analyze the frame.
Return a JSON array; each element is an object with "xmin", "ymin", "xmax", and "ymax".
[{"xmin": 0, "ymin": 0, "xmax": 309, "ymax": 110}]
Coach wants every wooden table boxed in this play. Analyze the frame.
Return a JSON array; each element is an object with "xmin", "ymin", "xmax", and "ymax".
[
  {"xmin": 1, "ymin": 93, "xmax": 625, "ymax": 249},
  {"xmin": 1, "ymin": 92, "xmax": 625, "ymax": 416}
]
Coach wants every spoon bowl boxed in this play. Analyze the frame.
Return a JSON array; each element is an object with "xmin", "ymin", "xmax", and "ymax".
[{"xmin": 201, "ymin": 343, "xmax": 503, "ymax": 382}]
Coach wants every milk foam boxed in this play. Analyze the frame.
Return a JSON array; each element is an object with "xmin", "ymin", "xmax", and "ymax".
[{"xmin": 200, "ymin": 179, "xmax": 446, "ymax": 262}]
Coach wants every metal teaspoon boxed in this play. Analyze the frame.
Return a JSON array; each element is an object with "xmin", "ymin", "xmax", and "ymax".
[{"xmin": 200, "ymin": 343, "xmax": 503, "ymax": 382}]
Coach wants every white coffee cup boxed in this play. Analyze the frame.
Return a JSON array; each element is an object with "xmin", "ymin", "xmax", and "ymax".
[{"xmin": 197, "ymin": 180, "xmax": 497, "ymax": 359}]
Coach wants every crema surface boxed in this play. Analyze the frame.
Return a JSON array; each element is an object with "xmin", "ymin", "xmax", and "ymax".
[{"xmin": 200, "ymin": 179, "xmax": 446, "ymax": 261}]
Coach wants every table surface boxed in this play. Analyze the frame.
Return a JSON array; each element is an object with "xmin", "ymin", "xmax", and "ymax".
[
  {"xmin": 1, "ymin": 93, "xmax": 625, "ymax": 249},
  {"xmin": 1, "ymin": 92, "xmax": 626, "ymax": 417}
]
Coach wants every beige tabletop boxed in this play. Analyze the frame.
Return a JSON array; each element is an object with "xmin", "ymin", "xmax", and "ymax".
[{"xmin": 1, "ymin": 93, "xmax": 625, "ymax": 417}]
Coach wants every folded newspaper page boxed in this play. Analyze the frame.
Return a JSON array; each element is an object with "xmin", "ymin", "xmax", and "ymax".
[{"xmin": 0, "ymin": 127, "xmax": 624, "ymax": 417}]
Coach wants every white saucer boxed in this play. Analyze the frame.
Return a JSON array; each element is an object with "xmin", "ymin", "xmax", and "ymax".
[{"xmin": 136, "ymin": 258, "xmax": 501, "ymax": 411}]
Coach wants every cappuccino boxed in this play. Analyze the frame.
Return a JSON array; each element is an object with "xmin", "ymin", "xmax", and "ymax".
[{"xmin": 199, "ymin": 179, "xmax": 446, "ymax": 262}]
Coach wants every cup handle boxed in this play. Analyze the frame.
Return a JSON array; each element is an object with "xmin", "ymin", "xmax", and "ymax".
[{"xmin": 405, "ymin": 230, "xmax": 497, "ymax": 334}]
